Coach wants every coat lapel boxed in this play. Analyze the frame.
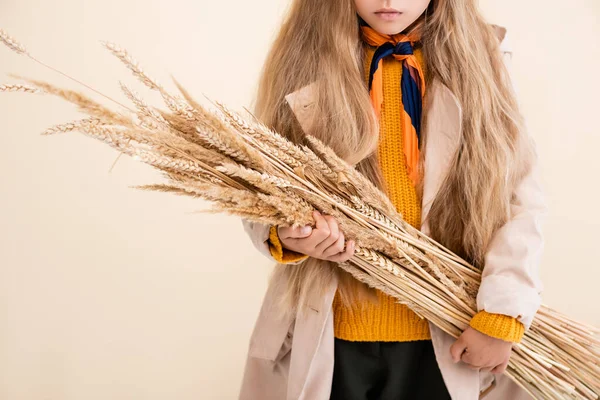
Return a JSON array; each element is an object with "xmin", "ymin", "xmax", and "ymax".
[{"xmin": 418, "ymin": 78, "xmax": 462, "ymax": 235}]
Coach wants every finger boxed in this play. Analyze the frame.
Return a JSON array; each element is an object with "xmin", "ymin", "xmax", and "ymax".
[
  {"xmin": 461, "ymin": 351, "xmax": 486, "ymax": 370},
  {"xmin": 314, "ymin": 215, "xmax": 340, "ymax": 253},
  {"xmin": 492, "ymin": 359, "xmax": 508, "ymax": 374},
  {"xmin": 461, "ymin": 350, "xmax": 475, "ymax": 366},
  {"xmin": 328, "ymin": 239, "xmax": 355, "ymax": 262},
  {"xmin": 479, "ymin": 365, "xmax": 496, "ymax": 372},
  {"xmin": 463, "ymin": 349, "xmax": 489, "ymax": 368},
  {"xmin": 306, "ymin": 211, "xmax": 331, "ymax": 246},
  {"xmin": 322, "ymin": 231, "xmax": 345, "ymax": 258},
  {"xmin": 450, "ymin": 338, "xmax": 468, "ymax": 363},
  {"xmin": 480, "ymin": 365, "xmax": 495, "ymax": 372},
  {"xmin": 279, "ymin": 224, "xmax": 312, "ymax": 240}
]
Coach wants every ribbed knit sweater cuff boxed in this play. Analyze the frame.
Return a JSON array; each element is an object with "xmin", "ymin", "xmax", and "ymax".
[
  {"xmin": 469, "ymin": 310, "xmax": 525, "ymax": 343},
  {"xmin": 268, "ymin": 225, "xmax": 309, "ymax": 264}
]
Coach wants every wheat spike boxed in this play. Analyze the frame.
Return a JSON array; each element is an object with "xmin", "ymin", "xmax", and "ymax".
[
  {"xmin": 0, "ymin": 28, "xmax": 29, "ymax": 55},
  {"xmin": 0, "ymin": 83, "xmax": 42, "ymax": 93}
]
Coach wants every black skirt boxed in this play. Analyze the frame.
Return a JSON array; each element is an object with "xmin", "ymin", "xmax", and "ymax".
[{"xmin": 330, "ymin": 337, "xmax": 452, "ymax": 400}]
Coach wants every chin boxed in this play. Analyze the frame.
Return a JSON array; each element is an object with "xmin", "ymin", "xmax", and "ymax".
[
  {"xmin": 365, "ymin": 20, "xmax": 407, "ymax": 36},
  {"xmin": 379, "ymin": 26, "xmax": 406, "ymax": 35}
]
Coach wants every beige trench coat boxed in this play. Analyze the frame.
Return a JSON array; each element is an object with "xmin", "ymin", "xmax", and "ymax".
[{"xmin": 239, "ymin": 25, "xmax": 548, "ymax": 400}]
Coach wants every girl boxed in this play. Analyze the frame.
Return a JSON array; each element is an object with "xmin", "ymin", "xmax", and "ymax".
[{"xmin": 241, "ymin": 0, "xmax": 547, "ymax": 399}]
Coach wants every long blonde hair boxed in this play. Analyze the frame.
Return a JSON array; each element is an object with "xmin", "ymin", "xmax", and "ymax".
[{"xmin": 251, "ymin": 0, "xmax": 535, "ymax": 315}]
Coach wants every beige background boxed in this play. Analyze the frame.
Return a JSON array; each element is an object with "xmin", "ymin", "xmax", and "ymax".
[{"xmin": 0, "ymin": 0, "xmax": 598, "ymax": 399}]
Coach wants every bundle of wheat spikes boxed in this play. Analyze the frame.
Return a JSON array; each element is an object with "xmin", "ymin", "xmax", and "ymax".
[{"xmin": 1, "ymin": 28, "xmax": 598, "ymax": 399}]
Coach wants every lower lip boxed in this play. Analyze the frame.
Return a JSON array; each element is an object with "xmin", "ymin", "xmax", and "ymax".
[{"xmin": 375, "ymin": 12, "xmax": 401, "ymax": 21}]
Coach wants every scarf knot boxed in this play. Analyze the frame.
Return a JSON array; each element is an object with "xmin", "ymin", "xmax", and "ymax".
[
  {"xmin": 360, "ymin": 24, "xmax": 426, "ymax": 187},
  {"xmin": 394, "ymin": 41, "xmax": 414, "ymax": 56}
]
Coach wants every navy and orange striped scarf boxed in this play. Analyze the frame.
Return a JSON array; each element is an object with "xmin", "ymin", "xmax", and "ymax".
[{"xmin": 360, "ymin": 25, "xmax": 426, "ymax": 187}]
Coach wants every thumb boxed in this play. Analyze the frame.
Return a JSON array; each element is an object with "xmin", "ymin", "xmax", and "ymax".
[
  {"xmin": 450, "ymin": 337, "xmax": 467, "ymax": 364},
  {"xmin": 293, "ymin": 224, "xmax": 313, "ymax": 238}
]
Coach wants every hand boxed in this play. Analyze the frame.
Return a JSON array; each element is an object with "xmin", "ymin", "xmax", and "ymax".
[
  {"xmin": 277, "ymin": 210, "xmax": 356, "ymax": 262},
  {"xmin": 449, "ymin": 327, "xmax": 513, "ymax": 374}
]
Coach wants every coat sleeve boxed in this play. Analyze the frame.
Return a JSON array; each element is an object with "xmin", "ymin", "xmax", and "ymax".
[
  {"xmin": 470, "ymin": 27, "xmax": 549, "ymax": 338},
  {"xmin": 241, "ymin": 219, "xmax": 309, "ymax": 265}
]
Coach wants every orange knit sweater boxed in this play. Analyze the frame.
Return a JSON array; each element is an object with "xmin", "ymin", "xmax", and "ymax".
[{"xmin": 267, "ymin": 45, "xmax": 525, "ymax": 344}]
